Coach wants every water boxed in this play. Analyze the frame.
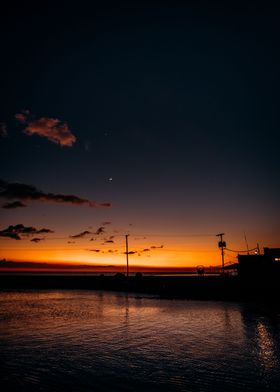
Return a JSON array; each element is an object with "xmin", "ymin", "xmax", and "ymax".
[{"xmin": 0, "ymin": 290, "xmax": 280, "ymax": 392}]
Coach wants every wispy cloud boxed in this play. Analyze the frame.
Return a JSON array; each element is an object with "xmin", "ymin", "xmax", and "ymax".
[
  {"xmin": 37, "ymin": 228, "xmax": 53, "ymax": 234},
  {"xmin": 0, "ymin": 231, "xmax": 20, "ymax": 240},
  {"xmin": 86, "ymin": 248, "xmax": 118, "ymax": 254},
  {"xmin": 70, "ymin": 230, "xmax": 91, "ymax": 239},
  {"xmin": 0, "ymin": 179, "xmax": 111, "ymax": 208},
  {"xmin": 15, "ymin": 113, "xmax": 28, "ymax": 123},
  {"xmin": 30, "ymin": 237, "xmax": 44, "ymax": 243},
  {"xmin": 0, "ymin": 224, "xmax": 54, "ymax": 240},
  {"xmin": 0, "ymin": 123, "xmax": 8, "ymax": 138},
  {"xmin": 15, "ymin": 111, "xmax": 76, "ymax": 147},
  {"xmin": 2, "ymin": 201, "xmax": 26, "ymax": 209},
  {"xmin": 95, "ymin": 227, "xmax": 105, "ymax": 235}
]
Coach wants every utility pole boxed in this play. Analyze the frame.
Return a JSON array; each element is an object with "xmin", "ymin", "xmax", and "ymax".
[
  {"xmin": 125, "ymin": 234, "xmax": 129, "ymax": 278},
  {"xmin": 216, "ymin": 233, "xmax": 226, "ymax": 275}
]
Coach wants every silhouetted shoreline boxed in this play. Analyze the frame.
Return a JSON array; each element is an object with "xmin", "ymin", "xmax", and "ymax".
[{"xmin": 0, "ymin": 273, "xmax": 279, "ymax": 304}]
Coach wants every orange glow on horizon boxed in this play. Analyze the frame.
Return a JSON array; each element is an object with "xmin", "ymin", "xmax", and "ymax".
[
  {"xmin": 0, "ymin": 231, "xmax": 244, "ymax": 270},
  {"xmin": 0, "ymin": 245, "xmax": 222, "ymax": 269}
]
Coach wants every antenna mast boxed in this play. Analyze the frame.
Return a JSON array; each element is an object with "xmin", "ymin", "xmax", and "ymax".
[{"xmin": 244, "ymin": 232, "xmax": 249, "ymax": 254}]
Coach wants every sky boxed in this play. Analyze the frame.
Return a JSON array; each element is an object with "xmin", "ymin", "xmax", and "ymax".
[{"xmin": 0, "ymin": 1, "xmax": 279, "ymax": 271}]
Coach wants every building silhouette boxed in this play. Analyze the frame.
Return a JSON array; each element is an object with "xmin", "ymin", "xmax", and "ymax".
[{"xmin": 238, "ymin": 248, "xmax": 280, "ymax": 279}]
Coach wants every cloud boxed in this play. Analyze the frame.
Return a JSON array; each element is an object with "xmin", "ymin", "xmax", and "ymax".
[
  {"xmin": 0, "ymin": 179, "xmax": 111, "ymax": 208},
  {"xmin": 37, "ymin": 228, "xmax": 54, "ymax": 234},
  {"xmin": 104, "ymin": 239, "xmax": 114, "ymax": 243},
  {"xmin": 2, "ymin": 201, "xmax": 26, "ymax": 209},
  {"xmin": 150, "ymin": 245, "xmax": 164, "ymax": 249},
  {"xmin": 0, "ymin": 224, "xmax": 54, "ymax": 240},
  {"xmin": 142, "ymin": 248, "xmax": 150, "ymax": 252},
  {"xmin": 30, "ymin": 238, "xmax": 44, "ymax": 243},
  {"xmin": 16, "ymin": 114, "xmax": 77, "ymax": 147},
  {"xmin": 67, "ymin": 241, "xmax": 75, "ymax": 244},
  {"xmin": 15, "ymin": 113, "xmax": 28, "ymax": 123},
  {"xmin": 70, "ymin": 230, "xmax": 91, "ymax": 239},
  {"xmin": 86, "ymin": 248, "xmax": 118, "ymax": 254},
  {"xmin": 0, "ymin": 123, "xmax": 8, "ymax": 138},
  {"xmin": 95, "ymin": 227, "xmax": 105, "ymax": 235},
  {"xmin": 102, "ymin": 221, "xmax": 111, "ymax": 225},
  {"xmin": 0, "ymin": 231, "xmax": 21, "ymax": 240}
]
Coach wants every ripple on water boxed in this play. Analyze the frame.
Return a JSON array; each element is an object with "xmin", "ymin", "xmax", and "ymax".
[{"xmin": 0, "ymin": 290, "xmax": 280, "ymax": 392}]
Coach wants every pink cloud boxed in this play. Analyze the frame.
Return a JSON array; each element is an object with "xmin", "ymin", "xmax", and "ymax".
[
  {"xmin": 15, "ymin": 113, "xmax": 28, "ymax": 123},
  {"xmin": 24, "ymin": 117, "xmax": 76, "ymax": 147},
  {"xmin": 15, "ymin": 111, "xmax": 76, "ymax": 147}
]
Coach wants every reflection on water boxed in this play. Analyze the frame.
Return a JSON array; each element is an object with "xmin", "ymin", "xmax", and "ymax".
[
  {"xmin": 256, "ymin": 321, "xmax": 277, "ymax": 369},
  {"xmin": 0, "ymin": 290, "xmax": 280, "ymax": 392}
]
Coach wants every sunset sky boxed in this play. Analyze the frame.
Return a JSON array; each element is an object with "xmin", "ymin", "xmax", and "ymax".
[{"xmin": 0, "ymin": 1, "xmax": 279, "ymax": 271}]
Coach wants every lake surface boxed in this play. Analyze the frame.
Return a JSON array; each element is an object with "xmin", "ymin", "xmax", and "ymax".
[{"xmin": 0, "ymin": 290, "xmax": 280, "ymax": 391}]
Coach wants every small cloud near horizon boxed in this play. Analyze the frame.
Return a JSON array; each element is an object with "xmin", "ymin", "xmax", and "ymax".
[
  {"xmin": 30, "ymin": 238, "xmax": 44, "ymax": 243},
  {"xmin": 95, "ymin": 227, "xmax": 105, "ymax": 235},
  {"xmin": 70, "ymin": 230, "xmax": 91, "ymax": 239},
  {"xmin": 0, "ymin": 224, "xmax": 54, "ymax": 240},
  {"xmin": 37, "ymin": 228, "xmax": 53, "ymax": 234}
]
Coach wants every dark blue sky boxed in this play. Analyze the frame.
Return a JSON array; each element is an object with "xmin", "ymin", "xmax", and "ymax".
[{"xmin": 0, "ymin": 1, "xmax": 279, "ymax": 265}]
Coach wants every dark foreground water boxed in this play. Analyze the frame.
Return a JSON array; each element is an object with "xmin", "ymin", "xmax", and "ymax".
[{"xmin": 0, "ymin": 291, "xmax": 280, "ymax": 392}]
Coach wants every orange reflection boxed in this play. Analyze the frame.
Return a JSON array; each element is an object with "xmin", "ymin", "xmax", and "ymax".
[{"xmin": 256, "ymin": 321, "xmax": 277, "ymax": 369}]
